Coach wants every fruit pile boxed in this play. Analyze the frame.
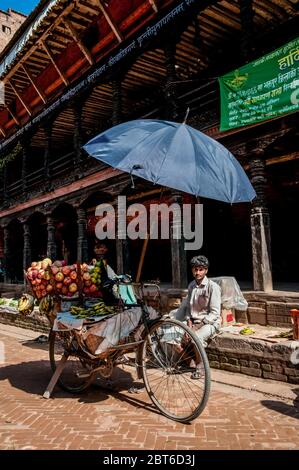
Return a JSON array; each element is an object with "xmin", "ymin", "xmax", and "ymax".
[{"xmin": 26, "ymin": 258, "xmax": 105, "ymax": 299}]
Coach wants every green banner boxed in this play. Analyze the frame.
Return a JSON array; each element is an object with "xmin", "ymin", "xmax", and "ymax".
[{"xmin": 219, "ymin": 37, "xmax": 299, "ymax": 131}]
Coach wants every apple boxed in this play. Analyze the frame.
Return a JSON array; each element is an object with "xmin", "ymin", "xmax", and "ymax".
[
  {"xmin": 90, "ymin": 284, "xmax": 98, "ymax": 293},
  {"xmin": 84, "ymin": 280, "xmax": 92, "ymax": 287},
  {"xmin": 53, "ymin": 260, "xmax": 62, "ymax": 267},
  {"xmin": 70, "ymin": 271, "xmax": 77, "ymax": 280},
  {"xmin": 61, "ymin": 286, "xmax": 68, "ymax": 295},
  {"xmin": 46, "ymin": 284, "xmax": 53, "ymax": 293},
  {"xmin": 83, "ymin": 272, "xmax": 91, "ymax": 281},
  {"xmin": 56, "ymin": 282, "xmax": 63, "ymax": 290},
  {"xmin": 63, "ymin": 277, "xmax": 72, "ymax": 286},
  {"xmin": 43, "ymin": 271, "xmax": 51, "ymax": 281},
  {"xmin": 81, "ymin": 263, "xmax": 89, "ymax": 272},
  {"xmin": 62, "ymin": 266, "xmax": 71, "ymax": 276},
  {"xmin": 61, "ymin": 260, "xmax": 67, "ymax": 267},
  {"xmin": 37, "ymin": 269, "xmax": 45, "ymax": 279},
  {"xmin": 83, "ymin": 287, "xmax": 90, "ymax": 294},
  {"xmin": 36, "ymin": 278, "xmax": 42, "ymax": 285},
  {"xmin": 41, "ymin": 290, "xmax": 47, "ymax": 297},
  {"xmin": 69, "ymin": 283, "xmax": 78, "ymax": 293},
  {"xmin": 55, "ymin": 272, "xmax": 64, "ymax": 282},
  {"xmin": 51, "ymin": 266, "xmax": 59, "ymax": 276}
]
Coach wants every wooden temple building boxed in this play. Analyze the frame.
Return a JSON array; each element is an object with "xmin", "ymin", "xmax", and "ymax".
[{"xmin": 0, "ymin": 0, "xmax": 298, "ymax": 291}]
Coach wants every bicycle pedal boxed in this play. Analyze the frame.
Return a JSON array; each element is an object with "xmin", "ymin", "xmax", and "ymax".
[{"xmin": 76, "ymin": 372, "xmax": 90, "ymax": 378}]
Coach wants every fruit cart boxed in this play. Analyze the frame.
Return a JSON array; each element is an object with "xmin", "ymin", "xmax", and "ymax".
[{"xmin": 21, "ymin": 258, "xmax": 211, "ymax": 423}]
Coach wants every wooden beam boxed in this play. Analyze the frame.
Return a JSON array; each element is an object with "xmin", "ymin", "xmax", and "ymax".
[
  {"xmin": 78, "ymin": 0, "xmax": 100, "ymax": 15},
  {"xmin": 6, "ymin": 105, "xmax": 20, "ymax": 126},
  {"xmin": 148, "ymin": 0, "xmax": 158, "ymax": 13},
  {"xmin": 265, "ymin": 151, "xmax": 299, "ymax": 166},
  {"xmin": 8, "ymin": 80, "xmax": 32, "ymax": 116},
  {"xmin": 244, "ymin": 151, "xmax": 299, "ymax": 170},
  {"xmin": 22, "ymin": 64, "xmax": 47, "ymax": 104},
  {"xmin": 97, "ymin": 0, "xmax": 123, "ymax": 43},
  {"xmin": 0, "ymin": 126, "xmax": 6, "ymax": 137},
  {"xmin": 64, "ymin": 18, "xmax": 94, "ymax": 65},
  {"xmin": 40, "ymin": 40, "xmax": 69, "ymax": 86},
  {"xmin": 3, "ymin": 2, "xmax": 75, "ymax": 83}
]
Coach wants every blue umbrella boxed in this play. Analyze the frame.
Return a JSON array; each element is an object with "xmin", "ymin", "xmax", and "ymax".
[{"xmin": 83, "ymin": 119, "xmax": 256, "ymax": 203}]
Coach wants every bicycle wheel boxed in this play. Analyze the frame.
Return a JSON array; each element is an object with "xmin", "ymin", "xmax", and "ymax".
[
  {"xmin": 49, "ymin": 330, "xmax": 93, "ymax": 393},
  {"xmin": 141, "ymin": 319, "xmax": 210, "ymax": 423}
]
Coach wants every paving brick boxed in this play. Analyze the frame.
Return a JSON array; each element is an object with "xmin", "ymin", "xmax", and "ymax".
[{"xmin": 1, "ymin": 328, "xmax": 299, "ymax": 450}]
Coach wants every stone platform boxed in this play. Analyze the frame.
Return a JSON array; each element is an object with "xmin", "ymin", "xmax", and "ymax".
[{"xmin": 1, "ymin": 285, "xmax": 299, "ymax": 384}]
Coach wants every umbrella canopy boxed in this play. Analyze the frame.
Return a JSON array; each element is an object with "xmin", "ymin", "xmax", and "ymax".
[{"xmin": 83, "ymin": 119, "xmax": 256, "ymax": 203}]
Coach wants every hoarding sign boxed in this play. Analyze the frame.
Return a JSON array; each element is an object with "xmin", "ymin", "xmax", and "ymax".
[{"xmin": 219, "ymin": 37, "xmax": 299, "ymax": 131}]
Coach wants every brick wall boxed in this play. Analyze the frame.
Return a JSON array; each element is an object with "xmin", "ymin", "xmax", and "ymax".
[
  {"xmin": 0, "ymin": 309, "xmax": 50, "ymax": 334},
  {"xmin": 0, "ymin": 8, "xmax": 26, "ymax": 53},
  {"xmin": 207, "ymin": 334, "xmax": 299, "ymax": 384}
]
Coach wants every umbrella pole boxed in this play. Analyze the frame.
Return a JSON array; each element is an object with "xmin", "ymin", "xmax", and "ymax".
[
  {"xmin": 135, "ymin": 188, "xmax": 164, "ymax": 283},
  {"xmin": 136, "ymin": 234, "xmax": 150, "ymax": 283}
]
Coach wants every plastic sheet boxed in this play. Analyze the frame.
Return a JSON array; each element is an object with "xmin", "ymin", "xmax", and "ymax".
[{"xmin": 211, "ymin": 276, "xmax": 248, "ymax": 311}]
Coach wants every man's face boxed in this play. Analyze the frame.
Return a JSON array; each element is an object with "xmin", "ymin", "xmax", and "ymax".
[{"xmin": 192, "ymin": 265, "xmax": 208, "ymax": 283}]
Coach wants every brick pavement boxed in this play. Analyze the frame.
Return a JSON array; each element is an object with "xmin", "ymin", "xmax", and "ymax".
[{"xmin": 0, "ymin": 324, "xmax": 299, "ymax": 450}]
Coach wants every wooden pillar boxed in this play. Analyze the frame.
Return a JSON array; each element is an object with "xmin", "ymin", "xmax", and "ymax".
[
  {"xmin": 22, "ymin": 220, "xmax": 31, "ymax": 272},
  {"xmin": 77, "ymin": 207, "xmax": 89, "ymax": 263},
  {"xmin": 1, "ymin": 162, "xmax": 8, "ymax": 203},
  {"xmin": 163, "ymin": 38, "xmax": 179, "ymax": 121},
  {"xmin": 239, "ymin": 0, "xmax": 254, "ymax": 61},
  {"xmin": 112, "ymin": 81, "xmax": 130, "ymax": 274},
  {"xmin": 21, "ymin": 136, "xmax": 30, "ymax": 196},
  {"xmin": 170, "ymin": 191, "xmax": 187, "ymax": 288},
  {"xmin": 249, "ymin": 151, "xmax": 273, "ymax": 291},
  {"xmin": 3, "ymin": 225, "xmax": 10, "ymax": 283},
  {"xmin": 43, "ymin": 122, "xmax": 53, "ymax": 188},
  {"xmin": 46, "ymin": 216, "xmax": 57, "ymax": 261}
]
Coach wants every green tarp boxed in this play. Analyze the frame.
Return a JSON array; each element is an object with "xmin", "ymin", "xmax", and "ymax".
[{"xmin": 219, "ymin": 37, "xmax": 299, "ymax": 131}]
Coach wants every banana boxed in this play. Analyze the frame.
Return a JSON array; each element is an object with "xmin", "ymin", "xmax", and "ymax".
[{"xmin": 18, "ymin": 294, "xmax": 35, "ymax": 316}]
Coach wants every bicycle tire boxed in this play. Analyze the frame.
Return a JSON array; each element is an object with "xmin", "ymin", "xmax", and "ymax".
[
  {"xmin": 49, "ymin": 329, "xmax": 93, "ymax": 393},
  {"xmin": 141, "ymin": 318, "xmax": 210, "ymax": 423}
]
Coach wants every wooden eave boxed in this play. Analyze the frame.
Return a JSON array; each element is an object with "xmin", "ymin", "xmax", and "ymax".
[{"xmin": 0, "ymin": 0, "xmax": 298, "ymax": 147}]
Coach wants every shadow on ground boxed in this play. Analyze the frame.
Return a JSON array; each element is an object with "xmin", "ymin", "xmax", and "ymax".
[
  {"xmin": 0, "ymin": 359, "xmax": 157, "ymax": 414},
  {"xmin": 261, "ymin": 388, "xmax": 299, "ymax": 420}
]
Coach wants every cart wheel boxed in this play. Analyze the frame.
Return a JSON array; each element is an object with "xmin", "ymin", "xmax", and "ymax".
[
  {"xmin": 49, "ymin": 330, "xmax": 93, "ymax": 393},
  {"xmin": 141, "ymin": 319, "xmax": 210, "ymax": 423}
]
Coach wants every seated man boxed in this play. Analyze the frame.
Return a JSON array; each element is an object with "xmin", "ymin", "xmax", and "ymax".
[{"xmin": 170, "ymin": 255, "xmax": 221, "ymax": 377}]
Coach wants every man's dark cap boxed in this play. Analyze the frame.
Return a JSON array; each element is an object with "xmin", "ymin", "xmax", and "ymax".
[{"xmin": 190, "ymin": 255, "xmax": 209, "ymax": 268}]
